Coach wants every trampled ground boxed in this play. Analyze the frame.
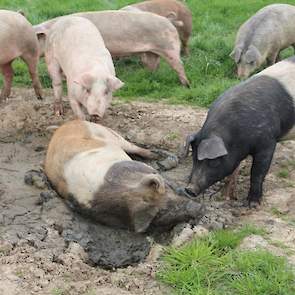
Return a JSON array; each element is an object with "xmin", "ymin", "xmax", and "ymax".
[{"xmin": 0, "ymin": 89, "xmax": 295, "ymax": 294}]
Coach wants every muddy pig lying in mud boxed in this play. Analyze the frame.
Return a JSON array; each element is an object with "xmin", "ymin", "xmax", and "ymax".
[
  {"xmin": 230, "ymin": 4, "xmax": 295, "ymax": 79},
  {"xmin": 34, "ymin": 10, "xmax": 189, "ymax": 87},
  {"xmin": 0, "ymin": 10, "xmax": 42, "ymax": 100},
  {"xmin": 45, "ymin": 120, "xmax": 204, "ymax": 233},
  {"xmin": 42, "ymin": 16, "xmax": 123, "ymax": 119},
  {"xmin": 181, "ymin": 56, "xmax": 295, "ymax": 206},
  {"xmin": 121, "ymin": 0, "xmax": 192, "ymax": 56}
]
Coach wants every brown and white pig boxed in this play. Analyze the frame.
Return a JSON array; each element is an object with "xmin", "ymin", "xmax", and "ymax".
[
  {"xmin": 45, "ymin": 120, "xmax": 203, "ymax": 233},
  {"xmin": 42, "ymin": 16, "xmax": 123, "ymax": 119},
  {"xmin": 230, "ymin": 4, "xmax": 295, "ymax": 79},
  {"xmin": 0, "ymin": 10, "xmax": 42, "ymax": 100},
  {"xmin": 121, "ymin": 0, "xmax": 192, "ymax": 56},
  {"xmin": 34, "ymin": 10, "xmax": 189, "ymax": 87}
]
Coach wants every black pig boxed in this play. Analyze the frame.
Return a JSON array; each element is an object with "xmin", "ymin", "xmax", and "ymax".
[{"xmin": 182, "ymin": 57, "xmax": 295, "ymax": 205}]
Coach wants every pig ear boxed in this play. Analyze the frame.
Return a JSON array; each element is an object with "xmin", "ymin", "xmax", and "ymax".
[
  {"xmin": 132, "ymin": 206, "xmax": 159, "ymax": 233},
  {"xmin": 106, "ymin": 76, "xmax": 124, "ymax": 92},
  {"xmin": 178, "ymin": 132, "xmax": 199, "ymax": 159},
  {"xmin": 197, "ymin": 135, "xmax": 228, "ymax": 161},
  {"xmin": 75, "ymin": 73, "xmax": 95, "ymax": 90},
  {"xmin": 166, "ymin": 12, "xmax": 184, "ymax": 27},
  {"xmin": 141, "ymin": 174, "xmax": 166, "ymax": 196},
  {"xmin": 245, "ymin": 45, "xmax": 260, "ymax": 64},
  {"xmin": 230, "ymin": 47, "xmax": 242, "ymax": 63}
]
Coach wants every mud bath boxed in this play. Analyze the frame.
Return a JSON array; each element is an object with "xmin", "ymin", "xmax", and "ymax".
[{"xmin": 1, "ymin": 88, "xmax": 295, "ymax": 294}]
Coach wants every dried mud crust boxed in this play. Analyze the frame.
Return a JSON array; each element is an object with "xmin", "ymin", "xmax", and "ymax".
[{"xmin": 0, "ymin": 88, "xmax": 295, "ymax": 295}]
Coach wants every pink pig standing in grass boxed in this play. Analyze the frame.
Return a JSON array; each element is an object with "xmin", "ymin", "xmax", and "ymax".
[
  {"xmin": 0, "ymin": 10, "xmax": 42, "ymax": 101},
  {"xmin": 42, "ymin": 16, "xmax": 124, "ymax": 119}
]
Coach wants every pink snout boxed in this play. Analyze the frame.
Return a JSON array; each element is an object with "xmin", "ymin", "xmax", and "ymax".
[{"xmin": 87, "ymin": 99, "xmax": 107, "ymax": 118}]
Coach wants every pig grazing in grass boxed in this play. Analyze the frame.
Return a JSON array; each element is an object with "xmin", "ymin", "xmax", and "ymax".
[
  {"xmin": 34, "ymin": 10, "xmax": 189, "ymax": 87},
  {"xmin": 0, "ymin": 10, "xmax": 42, "ymax": 100},
  {"xmin": 45, "ymin": 120, "xmax": 203, "ymax": 233},
  {"xmin": 230, "ymin": 4, "xmax": 295, "ymax": 79},
  {"xmin": 121, "ymin": 0, "xmax": 192, "ymax": 56},
  {"xmin": 42, "ymin": 16, "xmax": 123, "ymax": 119},
  {"xmin": 181, "ymin": 56, "xmax": 295, "ymax": 206}
]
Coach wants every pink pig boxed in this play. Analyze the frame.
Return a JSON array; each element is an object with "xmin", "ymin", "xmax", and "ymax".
[
  {"xmin": 34, "ymin": 10, "xmax": 189, "ymax": 87},
  {"xmin": 0, "ymin": 10, "xmax": 42, "ymax": 100},
  {"xmin": 42, "ymin": 16, "xmax": 124, "ymax": 119}
]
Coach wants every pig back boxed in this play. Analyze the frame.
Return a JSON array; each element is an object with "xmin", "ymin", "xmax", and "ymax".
[
  {"xmin": 74, "ymin": 10, "xmax": 179, "ymax": 56},
  {"xmin": 237, "ymin": 4, "xmax": 295, "ymax": 50},
  {"xmin": 0, "ymin": 10, "xmax": 38, "ymax": 60}
]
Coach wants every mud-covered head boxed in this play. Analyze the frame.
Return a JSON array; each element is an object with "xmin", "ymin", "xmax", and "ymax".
[
  {"xmin": 94, "ymin": 160, "xmax": 166, "ymax": 233},
  {"xmin": 185, "ymin": 132, "xmax": 238, "ymax": 195},
  {"xmin": 74, "ymin": 73, "xmax": 124, "ymax": 118},
  {"xmin": 230, "ymin": 45, "xmax": 262, "ymax": 79}
]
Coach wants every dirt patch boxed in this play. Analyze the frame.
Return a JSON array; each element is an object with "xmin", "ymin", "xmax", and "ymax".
[{"xmin": 1, "ymin": 88, "xmax": 295, "ymax": 294}]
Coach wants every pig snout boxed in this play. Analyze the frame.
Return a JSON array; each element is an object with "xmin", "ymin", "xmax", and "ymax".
[
  {"xmin": 86, "ymin": 97, "xmax": 107, "ymax": 118},
  {"xmin": 237, "ymin": 66, "xmax": 250, "ymax": 79}
]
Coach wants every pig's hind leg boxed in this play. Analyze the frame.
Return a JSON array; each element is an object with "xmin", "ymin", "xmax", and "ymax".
[
  {"xmin": 159, "ymin": 49, "xmax": 190, "ymax": 87},
  {"xmin": 0, "ymin": 62, "xmax": 13, "ymax": 100},
  {"xmin": 248, "ymin": 142, "xmax": 276, "ymax": 207},
  {"xmin": 21, "ymin": 54, "xmax": 43, "ymax": 100},
  {"xmin": 104, "ymin": 127, "xmax": 157, "ymax": 159}
]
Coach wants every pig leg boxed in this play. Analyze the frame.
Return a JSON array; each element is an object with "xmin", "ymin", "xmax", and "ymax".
[
  {"xmin": 159, "ymin": 50, "xmax": 190, "ymax": 87},
  {"xmin": 181, "ymin": 37, "xmax": 190, "ymax": 56},
  {"xmin": 21, "ymin": 54, "xmax": 43, "ymax": 100},
  {"xmin": 266, "ymin": 50, "xmax": 280, "ymax": 66},
  {"xmin": 248, "ymin": 143, "xmax": 276, "ymax": 206},
  {"xmin": 105, "ymin": 127, "xmax": 157, "ymax": 159},
  {"xmin": 223, "ymin": 166, "xmax": 240, "ymax": 200},
  {"xmin": 141, "ymin": 53, "xmax": 160, "ymax": 71},
  {"xmin": 47, "ymin": 62, "xmax": 64, "ymax": 115},
  {"xmin": 0, "ymin": 62, "xmax": 13, "ymax": 100}
]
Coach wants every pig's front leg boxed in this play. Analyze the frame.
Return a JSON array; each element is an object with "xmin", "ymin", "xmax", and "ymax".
[
  {"xmin": 47, "ymin": 62, "xmax": 64, "ymax": 115},
  {"xmin": 0, "ymin": 62, "xmax": 13, "ymax": 100},
  {"xmin": 248, "ymin": 143, "xmax": 276, "ymax": 206},
  {"xmin": 69, "ymin": 98, "xmax": 86, "ymax": 120}
]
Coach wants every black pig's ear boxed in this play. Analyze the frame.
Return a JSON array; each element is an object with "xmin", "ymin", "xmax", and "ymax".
[
  {"xmin": 178, "ymin": 132, "xmax": 199, "ymax": 159},
  {"xmin": 197, "ymin": 135, "xmax": 228, "ymax": 160}
]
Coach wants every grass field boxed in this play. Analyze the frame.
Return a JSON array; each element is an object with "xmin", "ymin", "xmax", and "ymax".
[
  {"xmin": 158, "ymin": 225, "xmax": 295, "ymax": 295},
  {"xmin": 1, "ymin": 0, "xmax": 295, "ymax": 107}
]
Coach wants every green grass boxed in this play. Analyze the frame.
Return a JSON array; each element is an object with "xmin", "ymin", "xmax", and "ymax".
[
  {"xmin": 1, "ymin": 0, "xmax": 295, "ymax": 106},
  {"xmin": 157, "ymin": 225, "xmax": 295, "ymax": 295}
]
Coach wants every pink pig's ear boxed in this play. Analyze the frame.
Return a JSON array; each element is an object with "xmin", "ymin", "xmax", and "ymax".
[
  {"xmin": 74, "ymin": 73, "xmax": 96, "ymax": 90},
  {"xmin": 106, "ymin": 76, "xmax": 124, "ymax": 92}
]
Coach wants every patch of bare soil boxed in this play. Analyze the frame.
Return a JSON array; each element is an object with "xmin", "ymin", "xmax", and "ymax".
[{"xmin": 0, "ymin": 88, "xmax": 295, "ymax": 294}]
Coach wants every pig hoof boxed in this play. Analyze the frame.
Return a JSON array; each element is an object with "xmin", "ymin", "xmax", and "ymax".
[
  {"xmin": 37, "ymin": 94, "xmax": 43, "ymax": 100},
  {"xmin": 176, "ymin": 187, "xmax": 198, "ymax": 199},
  {"xmin": 247, "ymin": 198, "xmax": 261, "ymax": 209},
  {"xmin": 54, "ymin": 103, "xmax": 64, "ymax": 116},
  {"xmin": 157, "ymin": 155, "xmax": 179, "ymax": 171}
]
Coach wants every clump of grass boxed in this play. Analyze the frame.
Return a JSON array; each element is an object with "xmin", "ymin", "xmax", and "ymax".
[
  {"xmin": 277, "ymin": 169, "xmax": 289, "ymax": 179},
  {"xmin": 158, "ymin": 225, "xmax": 295, "ymax": 295}
]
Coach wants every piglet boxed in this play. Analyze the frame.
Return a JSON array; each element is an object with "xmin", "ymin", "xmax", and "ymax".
[
  {"xmin": 0, "ymin": 10, "xmax": 42, "ymax": 100},
  {"xmin": 181, "ymin": 56, "xmax": 295, "ymax": 206},
  {"xmin": 45, "ymin": 120, "xmax": 204, "ymax": 233},
  {"xmin": 42, "ymin": 16, "xmax": 123, "ymax": 119},
  {"xmin": 231, "ymin": 4, "xmax": 295, "ymax": 78}
]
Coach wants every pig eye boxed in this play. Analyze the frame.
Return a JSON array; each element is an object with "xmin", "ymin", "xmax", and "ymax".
[
  {"xmin": 104, "ymin": 89, "xmax": 109, "ymax": 95},
  {"xmin": 208, "ymin": 159, "xmax": 220, "ymax": 168}
]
